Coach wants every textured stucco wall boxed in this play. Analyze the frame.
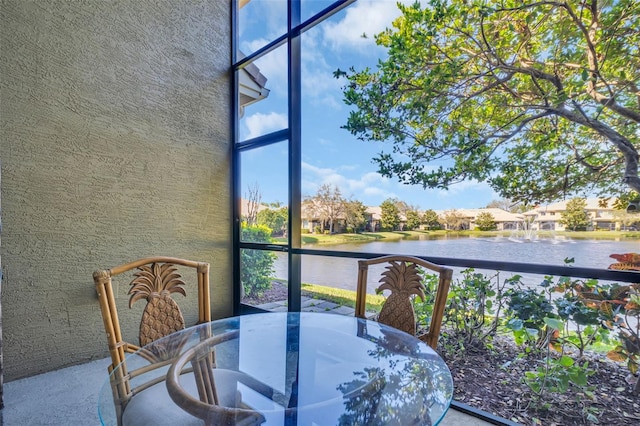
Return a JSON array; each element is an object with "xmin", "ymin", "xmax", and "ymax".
[{"xmin": 0, "ymin": 0, "xmax": 232, "ymax": 381}]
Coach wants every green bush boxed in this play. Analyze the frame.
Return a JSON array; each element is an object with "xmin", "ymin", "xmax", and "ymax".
[{"xmin": 240, "ymin": 224, "xmax": 276, "ymax": 297}]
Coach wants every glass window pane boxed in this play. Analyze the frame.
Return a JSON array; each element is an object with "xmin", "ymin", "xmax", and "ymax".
[
  {"xmin": 296, "ymin": 253, "xmax": 374, "ymax": 316},
  {"xmin": 237, "ymin": 43, "xmax": 288, "ymax": 142},
  {"xmin": 238, "ymin": 0, "xmax": 287, "ymax": 58},
  {"xmin": 240, "ymin": 249, "xmax": 288, "ymax": 311},
  {"xmin": 301, "ymin": 0, "xmax": 336, "ymax": 22},
  {"xmin": 300, "ymin": 6, "xmax": 397, "ymax": 249},
  {"xmin": 240, "ymin": 142, "xmax": 288, "ymax": 245}
]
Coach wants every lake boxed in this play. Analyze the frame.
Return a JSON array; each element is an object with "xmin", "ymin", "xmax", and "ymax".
[{"xmin": 273, "ymin": 235, "xmax": 639, "ymax": 293}]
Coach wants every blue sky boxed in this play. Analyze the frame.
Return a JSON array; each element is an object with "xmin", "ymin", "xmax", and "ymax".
[{"xmin": 238, "ymin": 0, "xmax": 501, "ymax": 211}]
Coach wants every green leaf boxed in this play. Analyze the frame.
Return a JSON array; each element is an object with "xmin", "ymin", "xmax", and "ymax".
[
  {"xmin": 581, "ymin": 69, "xmax": 589, "ymax": 80},
  {"xmin": 507, "ymin": 318, "xmax": 524, "ymax": 331},
  {"xmin": 338, "ymin": 0, "xmax": 638, "ymax": 201},
  {"xmin": 570, "ymin": 370, "xmax": 588, "ymax": 385},
  {"xmin": 544, "ymin": 317, "xmax": 564, "ymax": 331},
  {"xmin": 559, "ymin": 355, "xmax": 574, "ymax": 367}
]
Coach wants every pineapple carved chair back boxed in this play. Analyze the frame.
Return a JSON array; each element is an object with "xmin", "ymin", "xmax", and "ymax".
[
  {"xmin": 94, "ymin": 257, "xmax": 211, "ymax": 370},
  {"xmin": 355, "ymin": 255, "xmax": 453, "ymax": 350},
  {"xmin": 93, "ymin": 256, "xmax": 211, "ymax": 420}
]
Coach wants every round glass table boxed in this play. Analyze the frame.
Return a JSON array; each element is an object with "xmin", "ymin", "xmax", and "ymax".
[{"xmin": 98, "ymin": 312, "xmax": 453, "ymax": 425}]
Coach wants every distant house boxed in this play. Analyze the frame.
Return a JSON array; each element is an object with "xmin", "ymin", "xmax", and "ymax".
[
  {"xmin": 300, "ymin": 201, "xmax": 349, "ymax": 233},
  {"xmin": 523, "ymin": 198, "xmax": 619, "ymax": 231},
  {"xmin": 434, "ymin": 208, "xmax": 524, "ymax": 231},
  {"xmin": 363, "ymin": 206, "xmax": 415, "ymax": 232},
  {"xmin": 301, "ymin": 205, "xmax": 404, "ymax": 233},
  {"xmin": 364, "ymin": 206, "xmax": 382, "ymax": 231},
  {"xmin": 259, "ymin": 197, "xmax": 629, "ymax": 234}
]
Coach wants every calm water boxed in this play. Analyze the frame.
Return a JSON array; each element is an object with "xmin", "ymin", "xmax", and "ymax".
[{"xmin": 274, "ymin": 236, "xmax": 639, "ymax": 293}]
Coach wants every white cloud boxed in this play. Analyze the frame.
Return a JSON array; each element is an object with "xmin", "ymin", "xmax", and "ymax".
[
  {"xmin": 238, "ymin": 2, "xmax": 287, "ymax": 46},
  {"xmin": 301, "ymin": 161, "xmax": 499, "ymax": 209},
  {"xmin": 300, "ymin": 28, "xmax": 346, "ymax": 109},
  {"xmin": 321, "ymin": 0, "xmax": 405, "ymax": 51},
  {"xmin": 302, "ymin": 163, "xmax": 396, "ymax": 203},
  {"xmin": 244, "ymin": 112, "xmax": 288, "ymax": 139}
]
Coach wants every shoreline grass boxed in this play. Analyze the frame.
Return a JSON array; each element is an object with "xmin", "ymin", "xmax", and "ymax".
[{"xmin": 273, "ymin": 229, "xmax": 640, "ymax": 245}]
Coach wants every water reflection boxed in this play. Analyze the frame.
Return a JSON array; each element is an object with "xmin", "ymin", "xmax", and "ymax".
[
  {"xmin": 276, "ymin": 238, "xmax": 638, "ymax": 292},
  {"xmin": 336, "ymin": 323, "xmax": 452, "ymax": 426}
]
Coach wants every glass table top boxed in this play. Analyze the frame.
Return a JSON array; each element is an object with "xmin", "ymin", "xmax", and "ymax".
[{"xmin": 98, "ymin": 312, "xmax": 453, "ymax": 425}]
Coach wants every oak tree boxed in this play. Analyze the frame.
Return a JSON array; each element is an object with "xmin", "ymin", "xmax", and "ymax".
[{"xmin": 338, "ymin": 0, "xmax": 639, "ymax": 204}]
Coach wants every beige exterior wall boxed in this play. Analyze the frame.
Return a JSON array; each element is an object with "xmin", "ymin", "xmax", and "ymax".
[{"xmin": 0, "ymin": 0, "xmax": 232, "ymax": 381}]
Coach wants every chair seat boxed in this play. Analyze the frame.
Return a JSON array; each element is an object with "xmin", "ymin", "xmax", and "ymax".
[{"xmin": 123, "ymin": 369, "xmax": 248, "ymax": 426}]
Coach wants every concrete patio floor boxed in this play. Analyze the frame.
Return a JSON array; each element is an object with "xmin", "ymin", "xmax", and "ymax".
[
  {"xmin": 1, "ymin": 300, "xmax": 501, "ymax": 425},
  {"xmin": 2, "ymin": 358, "xmax": 494, "ymax": 425}
]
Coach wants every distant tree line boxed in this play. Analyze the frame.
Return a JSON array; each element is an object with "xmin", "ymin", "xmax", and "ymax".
[{"xmin": 245, "ymin": 183, "xmax": 635, "ymax": 237}]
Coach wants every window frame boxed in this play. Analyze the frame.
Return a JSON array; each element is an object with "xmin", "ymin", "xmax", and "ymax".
[{"xmin": 231, "ymin": 0, "xmax": 356, "ymax": 315}]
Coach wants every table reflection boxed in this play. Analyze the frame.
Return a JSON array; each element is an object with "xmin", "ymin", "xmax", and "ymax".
[{"xmin": 98, "ymin": 312, "xmax": 453, "ymax": 425}]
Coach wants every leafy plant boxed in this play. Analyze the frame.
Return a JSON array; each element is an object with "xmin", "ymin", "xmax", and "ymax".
[
  {"xmin": 577, "ymin": 282, "xmax": 640, "ymax": 395},
  {"xmin": 414, "ymin": 267, "xmax": 514, "ymax": 356},
  {"xmin": 524, "ymin": 352, "xmax": 594, "ymax": 394},
  {"xmin": 521, "ymin": 317, "xmax": 597, "ymax": 414},
  {"xmin": 240, "ymin": 224, "xmax": 276, "ymax": 297},
  {"xmin": 413, "ymin": 273, "xmax": 437, "ymax": 328},
  {"xmin": 443, "ymin": 269, "xmax": 506, "ymax": 347},
  {"xmin": 547, "ymin": 277, "xmax": 608, "ymax": 356},
  {"xmin": 504, "ymin": 276, "xmax": 556, "ymax": 352}
]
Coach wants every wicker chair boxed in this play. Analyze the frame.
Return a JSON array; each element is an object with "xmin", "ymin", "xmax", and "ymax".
[
  {"xmin": 355, "ymin": 255, "xmax": 453, "ymax": 350},
  {"xmin": 166, "ymin": 331, "xmax": 269, "ymax": 426},
  {"xmin": 93, "ymin": 256, "xmax": 211, "ymax": 424}
]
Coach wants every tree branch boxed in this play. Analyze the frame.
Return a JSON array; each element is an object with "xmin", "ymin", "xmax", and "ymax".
[{"xmin": 552, "ymin": 106, "xmax": 640, "ymax": 192}]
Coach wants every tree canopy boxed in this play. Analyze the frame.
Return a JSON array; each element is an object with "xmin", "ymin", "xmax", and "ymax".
[
  {"xmin": 475, "ymin": 211, "xmax": 497, "ymax": 231},
  {"xmin": 257, "ymin": 206, "xmax": 288, "ymax": 237},
  {"xmin": 442, "ymin": 209, "xmax": 467, "ymax": 230},
  {"xmin": 343, "ymin": 199, "xmax": 369, "ymax": 232},
  {"xmin": 380, "ymin": 198, "xmax": 401, "ymax": 230},
  {"xmin": 559, "ymin": 197, "xmax": 591, "ymax": 230},
  {"xmin": 422, "ymin": 209, "xmax": 442, "ymax": 229},
  {"xmin": 338, "ymin": 0, "xmax": 639, "ymax": 204},
  {"xmin": 303, "ymin": 184, "xmax": 345, "ymax": 233}
]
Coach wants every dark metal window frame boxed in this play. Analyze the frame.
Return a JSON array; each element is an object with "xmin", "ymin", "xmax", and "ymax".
[
  {"xmin": 231, "ymin": 3, "xmax": 639, "ymax": 424},
  {"xmin": 231, "ymin": 0, "xmax": 639, "ymax": 318},
  {"xmin": 231, "ymin": 0, "xmax": 356, "ymax": 315}
]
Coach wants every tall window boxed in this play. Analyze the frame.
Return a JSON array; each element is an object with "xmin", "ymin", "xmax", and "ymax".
[{"xmin": 233, "ymin": 1, "xmax": 358, "ymax": 314}]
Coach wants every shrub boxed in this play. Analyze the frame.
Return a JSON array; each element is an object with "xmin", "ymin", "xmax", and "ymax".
[{"xmin": 240, "ymin": 224, "xmax": 276, "ymax": 297}]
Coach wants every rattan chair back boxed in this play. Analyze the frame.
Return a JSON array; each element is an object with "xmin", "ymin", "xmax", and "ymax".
[
  {"xmin": 355, "ymin": 255, "xmax": 452, "ymax": 350},
  {"xmin": 93, "ymin": 256, "xmax": 210, "ymax": 423}
]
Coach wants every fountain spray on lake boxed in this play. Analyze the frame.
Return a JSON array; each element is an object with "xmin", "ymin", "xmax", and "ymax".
[
  {"xmin": 509, "ymin": 219, "xmax": 538, "ymax": 242},
  {"xmin": 507, "ymin": 218, "xmax": 572, "ymax": 244}
]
